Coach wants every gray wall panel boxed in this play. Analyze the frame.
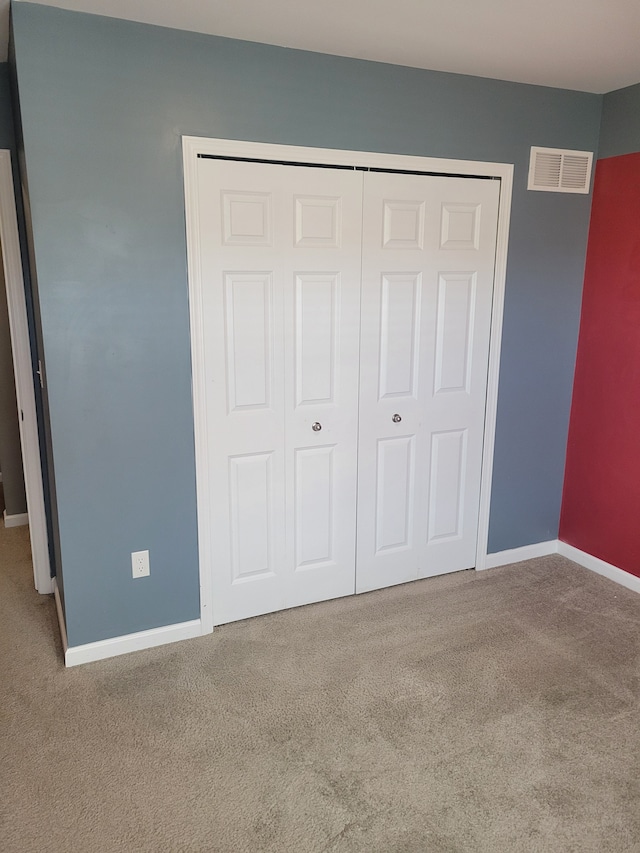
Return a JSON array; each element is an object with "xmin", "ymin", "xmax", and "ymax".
[{"xmin": 599, "ymin": 83, "xmax": 640, "ymax": 158}]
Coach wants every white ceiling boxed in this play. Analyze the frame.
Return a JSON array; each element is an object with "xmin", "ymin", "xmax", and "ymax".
[{"xmin": 4, "ymin": 0, "xmax": 640, "ymax": 94}]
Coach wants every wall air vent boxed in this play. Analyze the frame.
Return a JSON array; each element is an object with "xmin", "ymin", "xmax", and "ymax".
[{"xmin": 527, "ymin": 147, "xmax": 593, "ymax": 194}]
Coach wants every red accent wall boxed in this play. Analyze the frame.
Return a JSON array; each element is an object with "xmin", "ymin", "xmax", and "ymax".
[{"xmin": 560, "ymin": 153, "xmax": 640, "ymax": 576}]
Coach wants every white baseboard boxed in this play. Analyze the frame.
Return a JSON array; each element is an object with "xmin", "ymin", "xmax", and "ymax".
[
  {"xmin": 53, "ymin": 578, "xmax": 68, "ymax": 657},
  {"xmin": 53, "ymin": 577, "xmax": 204, "ymax": 666},
  {"xmin": 52, "ymin": 541, "xmax": 638, "ymax": 666},
  {"xmin": 481, "ymin": 540, "xmax": 558, "ymax": 570},
  {"xmin": 64, "ymin": 618, "xmax": 203, "ymax": 667},
  {"xmin": 480, "ymin": 538, "xmax": 640, "ymax": 596},
  {"xmin": 557, "ymin": 541, "xmax": 640, "ymax": 595},
  {"xmin": 3, "ymin": 509, "xmax": 29, "ymax": 528}
]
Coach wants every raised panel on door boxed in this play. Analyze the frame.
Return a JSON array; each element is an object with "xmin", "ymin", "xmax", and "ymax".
[
  {"xmin": 229, "ymin": 452, "xmax": 276, "ymax": 581},
  {"xmin": 433, "ymin": 273, "xmax": 476, "ymax": 396},
  {"xmin": 375, "ymin": 435, "xmax": 415, "ymax": 553},
  {"xmin": 426, "ymin": 430, "xmax": 467, "ymax": 544},
  {"xmin": 357, "ymin": 172, "xmax": 500, "ymax": 592},
  {"xmin": 225, "ymin": 273, "xmax": 273, "ymax": 411},
  {"xmin": 197, "ymin": 156, "xmax": 362, "ymax": 624},
  {"xmin": 294, "ymin": 444, "xmax": 335, "ymax": 568},
  {"xmin": 378, "ymin": 273, "xmax": 422, "ymax": 400},
  {"xmin": 294, "ymin": 273, "xmax": 337, "ymax": 407}
]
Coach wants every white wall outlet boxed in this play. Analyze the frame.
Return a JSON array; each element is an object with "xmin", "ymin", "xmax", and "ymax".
[{"xmin": 131, "ymin": 549, "xmax": 150, "ymax": 579}]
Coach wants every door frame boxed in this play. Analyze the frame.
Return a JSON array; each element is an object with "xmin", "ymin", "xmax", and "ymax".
[
  {"xmin": 0, "ymin": 150, "xmax": 52, "ymax": 593},
  {"xmin": 182, "ymin": 136, "xmax": 514, "ymax": 633}
]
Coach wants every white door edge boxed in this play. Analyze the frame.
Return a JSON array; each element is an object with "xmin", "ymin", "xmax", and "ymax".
[
  {"xmin": 182, "ymin": 136, "xmax": 514, "ymax": 631},
  {"xmin": 0, "ymin": 150, "xmax": 52, "ymax": 594}
]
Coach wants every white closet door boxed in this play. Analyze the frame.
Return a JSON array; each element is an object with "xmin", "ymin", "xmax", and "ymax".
[
  {"xmin": 357, "ymin": 173, "xmax": 500, "ymax": 593},
  {"xmin": 196, "ymin": 158, "xmax": 363, "ymax": 625}
]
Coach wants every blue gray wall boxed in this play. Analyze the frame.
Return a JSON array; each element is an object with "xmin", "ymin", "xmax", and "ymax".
[
  {"xmin": 12, "ymin": 3, "xmax": 602, "ymax": 647},
  {"xmin": 599, "ymin": 83, "xmax": 640, "ymax": 158}
]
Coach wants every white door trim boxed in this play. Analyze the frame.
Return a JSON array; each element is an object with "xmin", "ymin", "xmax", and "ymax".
[
  {"xmin": 0, "ymin": 150, "xmax": 52, "ymax": 594},
  {"xmin": 473, "ymin": 162, "xmax": 513, "ymax": 571},
  {"xmin": 182, "ymin": 136, "xmax": 514, "ymax": 631}
]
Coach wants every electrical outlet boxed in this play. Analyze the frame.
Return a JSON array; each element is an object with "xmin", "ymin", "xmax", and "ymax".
[{"xmin": 131, "ymin": 549, "xmax": 150, "ymax": 579}]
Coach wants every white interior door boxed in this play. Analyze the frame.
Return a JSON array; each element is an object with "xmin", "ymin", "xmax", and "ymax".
[
  {"xmin": 356, "ymin": 172, "xmax": 500, "ymax": 593},
  {"xmin": 196, "ymin": 158, "xmax": 363, "ymax": 625},
  {"xmin": 0, "ymin": 152, "xmax": 51, "ymax": 593}
]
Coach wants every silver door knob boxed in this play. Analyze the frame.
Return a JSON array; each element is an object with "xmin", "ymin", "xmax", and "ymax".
[
  {"xmin": 392, "ymin": 414, "xmax": 402, "ymax": 423},
  {"xmin": 312, "ymin": 422, "xmax": 322, "ymax": 432}
]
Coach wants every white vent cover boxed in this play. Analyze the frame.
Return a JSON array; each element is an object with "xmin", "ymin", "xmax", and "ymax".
[{"xmin": 527, "ymin": 147, "xmax": 593, "ymax": 194}]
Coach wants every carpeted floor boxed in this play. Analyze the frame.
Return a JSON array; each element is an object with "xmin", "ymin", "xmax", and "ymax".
[{"xmin": 2, "ymin": 523, "xmax": 640, "ymax": 853}]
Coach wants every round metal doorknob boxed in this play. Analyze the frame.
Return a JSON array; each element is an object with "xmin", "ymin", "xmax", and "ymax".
[
  {"xmin": 312, "ymin": 422, "xmax": 322, "ymax": 432},
  {"xmin": 392, "ymin": 414, "xmax": 402, "ymax": 423}
]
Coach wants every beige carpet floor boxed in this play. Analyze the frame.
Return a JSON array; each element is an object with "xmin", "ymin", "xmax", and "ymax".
[{"xmin": 2, "ymin": 523, "xmax": 640, "ymax": 853}]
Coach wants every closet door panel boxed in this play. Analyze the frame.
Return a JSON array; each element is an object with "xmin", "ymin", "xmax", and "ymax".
[
  {"xmin": 197, "ymin": 158, "xmax": 362, "ymax": 624},
  {"xmin": 285, "ymin": 172, "xmax": 363, "ymax": 609},
  {"xmin": 357, "ymin": 173, "xmax": 500, "ymax": 592}
]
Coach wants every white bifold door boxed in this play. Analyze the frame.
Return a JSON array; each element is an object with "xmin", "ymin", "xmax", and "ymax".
[
  {"xmin": 356, "ymin": 172, "xmax": 500, "ymax": 592},
  {"xmin": 196, "ymin": 159, "xmax": 364, "ymax": 624},
  {"xmin": 195, "ymin": 156, "xmax": 500, "ymax": 625}
]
